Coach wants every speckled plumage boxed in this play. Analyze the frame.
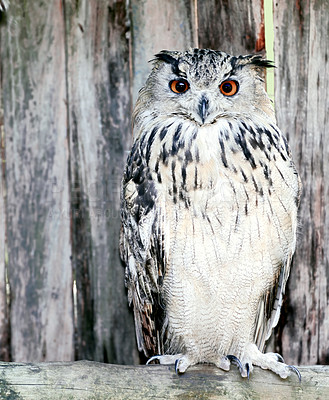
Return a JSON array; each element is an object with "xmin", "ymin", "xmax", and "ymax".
[{"xmin": 120, "ymin": 49, "xmax": 301, "ymax": 378}]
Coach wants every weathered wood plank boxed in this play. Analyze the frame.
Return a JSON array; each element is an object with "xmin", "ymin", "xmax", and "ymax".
[
  {"xmin": 197, "ymin": 0, "xmax": 265, "ymax": 54},
  {"xmin": 0, "ymin": 361, "xmax": 326, "ymax": 399},
  {"xmin": 0, "ymin": 1, "xmax": 74, "ymax": 361},
  {"xmin": 273, "ymin": 0, "xmax": 329, "ymax": 365},
  {"xmin": 130, "ymin": 0, "xmax": 196, "ymax": 103},
  {"xmin": 0, "ymin": 70, "xmax": 9, "ymax": 361},
  {"xmin": 64, "ymin": 0, "xmax": 138, "ymax": 363}
]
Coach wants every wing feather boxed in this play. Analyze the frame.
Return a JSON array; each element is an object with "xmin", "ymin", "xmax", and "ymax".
[
  {"xmin": 253, "ymin": 238, "xmax": 296, "ymax": 352},
  {"xmin": 254, "ymin": 166, "xmax": 301, "ymax": 351},
  {"xmin": 120, "ymin": 142, "xmax": 166, "ymax": 357}
]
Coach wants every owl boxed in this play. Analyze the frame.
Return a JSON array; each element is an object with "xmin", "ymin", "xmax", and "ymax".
[{"xmin": 120, "ymin": 48, "xmax": 301, "ymax": 379}]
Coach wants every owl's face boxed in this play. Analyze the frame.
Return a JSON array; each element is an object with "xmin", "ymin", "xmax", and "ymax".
[{"xmin": 136, "ymin": 49, "xmax": 275, "ymax": 126}]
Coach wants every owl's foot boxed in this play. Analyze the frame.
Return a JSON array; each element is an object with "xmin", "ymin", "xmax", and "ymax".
[
  {"xmin": 146, "ymin": 354, "xmax": 194, "ymax": 373},
  {"xmin": 238, "ymin": 343, "xmax": 301, "ymax": 381},
  {"xmin": 216, "ymin": 355, "xmax": 249, "ymax": 376}
]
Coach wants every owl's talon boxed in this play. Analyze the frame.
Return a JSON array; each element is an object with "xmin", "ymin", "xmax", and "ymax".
[
  {"xmin": 288, "ymin": 365, "xmax": 301, "ymax": 382},
  {"xmin": 146, "ymin": 354, "xmax": 192, "ymax": 374},
  {"xmin": 146, "ymin": 355, "xmax": 160, "ymax": 365},
  {"xmin": 246, "ymin": 363, "xmax": 250, "ymax": 380},
  {"xmin": 174, "ymin": 355, "xmax": 192, "ymax": 373},
  {"xmin": 175, "ymin": 359, "xmax": 180, "ymax": 374},
  {"xmin": 276, "ymin": 353, "xmax": 285, "ymax": 363},
  {"xmin": 146, "ymin": 354, "xmax": 183, "ymax": 366},
  {"xmin": 226, "ymin": 354, "xmax": 243, "ymax": 371}
]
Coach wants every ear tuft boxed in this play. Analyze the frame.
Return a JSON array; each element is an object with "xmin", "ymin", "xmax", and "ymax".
[
  {"xmin": 154, "ymin": 51, "xmax": 179, "ymax": 65},
  {"xmin": 249, "ymin": 55, "xmax": 275, "ymax": 69},
  {"xmin": 152, "ymin": 50, "xmax": 182, "ymax": 75}
]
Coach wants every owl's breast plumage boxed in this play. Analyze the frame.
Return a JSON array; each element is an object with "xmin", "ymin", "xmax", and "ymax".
[
  {"xmin": 131, "ymin": 115, "xmax": 300, "ymax": 357},
  {"xmin": 122, "ymin": 110, "xmax": 300, "ymax": 359},
  {"xmin": 144, "ymin": 115, "xmax": 299, "ymax": 217}
]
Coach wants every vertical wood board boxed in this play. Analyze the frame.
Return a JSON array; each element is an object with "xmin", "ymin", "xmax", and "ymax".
[
  {"xmin": 130, "ymin": 0, "xmax": 196, "ymax": 104},
  {"xmin": 0, "ymin": 56, "xmax": 9, "ymax": 361},
  {"xmin": 0, "ymin": 0, "xmax": 74, "ymax": 362},
  {"xmin": 197, "ymin": 0, "xmax": 265, "ymax": 55},
  {"xmin": 273, "ymin": 0, "xmax": 329, "ymax": 365},
  {"xmin": 65, "ymin": 0, "xmax": 138, "ymax": 364}
]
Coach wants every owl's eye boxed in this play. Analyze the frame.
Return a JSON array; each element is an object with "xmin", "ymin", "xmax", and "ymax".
[
  {"xmin": 169, "ymin": 79, "xmax": 190, "ymax": 94},
  {"xmin": 219, "ymin": 80, "xmax": 239, "ymax": 96}
]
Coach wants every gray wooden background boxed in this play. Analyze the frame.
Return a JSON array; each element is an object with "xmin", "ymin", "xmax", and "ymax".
[{"xmin": 0, "ymin": 0, "xmax": 328, "ymax": 366}]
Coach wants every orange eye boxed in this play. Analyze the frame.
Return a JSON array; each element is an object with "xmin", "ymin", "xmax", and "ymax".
[
  {"xmin": 169, "ymin": 79, "xmax": 190, "ymax": 94},
  {"xmin": 219, "ymin": 80, "xmax": 239, "ymax": 96}
]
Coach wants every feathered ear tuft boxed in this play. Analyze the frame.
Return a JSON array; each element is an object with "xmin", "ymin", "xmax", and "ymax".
[
  {"xmin": 249, "ymin": 56, "xmax": 275, "ymax": 69},
  {"xmin": 233, "ymin": 54, "xmax": 275, "ymax": 71},
  {"xmin": 152, "ymin": 50, "xmax": 181, "ymax": 75},
  {"xmin": 154, "ymin": 51, "xmax": 179, "ymax": 65}
]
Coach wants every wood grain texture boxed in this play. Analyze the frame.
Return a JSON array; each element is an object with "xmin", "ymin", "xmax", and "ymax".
[
  {"xmin": 0, "ymin": 361, "xmax": 326, "ymax": 399},
  {"xmin": 64, "ymin": 0, "xmax": 138, "ymax": 364},
  {"xmin": 0, "ymin": 74, "xmax": 9, "ymax": 361},
  {"xmin": 130, "ymin": 0, "xmax": 196, "ymax": 103},
  {"xmin": 0, "ymin": 1, "xmax": 74, "ymax": 361},
  {"xmin": 273, "ymin": 0, "xmax": 329, "ymax": 365},
  {"xmin": 197, "ymin": 0, "xmax": 265, "ymax": 55}
]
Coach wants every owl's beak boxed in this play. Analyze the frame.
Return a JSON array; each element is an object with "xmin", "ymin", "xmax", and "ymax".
[{"xmin": 198, "ymin": 95, "xmax": 209, "ymax": 124}]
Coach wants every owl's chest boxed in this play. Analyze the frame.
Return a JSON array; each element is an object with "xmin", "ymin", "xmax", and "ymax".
[{"xmin": 148, "ymin": 121, "xmax": 286, "ymax": 210}]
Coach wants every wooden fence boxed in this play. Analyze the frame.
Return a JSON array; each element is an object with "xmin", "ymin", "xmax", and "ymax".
[{"xmin": 0, "ymin": 0, "xmax": 328, "ymax": 370}]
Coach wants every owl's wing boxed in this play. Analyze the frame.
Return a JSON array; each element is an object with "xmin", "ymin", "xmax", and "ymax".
[
  {"xmin": 253, "ymin": 254, "xmax": 293, "ymax": 352},
  {"xmin": 120, "ymin": 141, "xmax": 167, "ymax": 357},
  {"xmin": 254, "ymin": 157, "xmax": 301, "ymax": 352}
]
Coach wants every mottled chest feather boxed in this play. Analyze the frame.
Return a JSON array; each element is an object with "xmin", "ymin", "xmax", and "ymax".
[{"xmin": 125, "ymin": 116, "xmax": 298, "ymax": 214}]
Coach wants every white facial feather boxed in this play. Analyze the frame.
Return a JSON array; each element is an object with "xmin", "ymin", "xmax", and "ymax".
[{"xmin": 135, "ymin": 49, "xmax": 276, "ymax": 129}]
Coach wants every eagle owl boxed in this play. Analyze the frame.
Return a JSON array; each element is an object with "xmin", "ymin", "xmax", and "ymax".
[{"xmin": 120, "ymin": 49, "xmax": 301, "ymax": 379}]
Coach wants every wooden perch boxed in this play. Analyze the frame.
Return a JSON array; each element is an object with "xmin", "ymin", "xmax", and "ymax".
[{"xmin": 0, "ymin": 361, "xmax": 327, "ymax": 399}]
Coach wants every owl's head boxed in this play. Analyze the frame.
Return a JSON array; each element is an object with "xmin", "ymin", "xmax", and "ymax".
[{"xmin": 135, "ymin": 48, "xmax": 275, "ymax": 126}]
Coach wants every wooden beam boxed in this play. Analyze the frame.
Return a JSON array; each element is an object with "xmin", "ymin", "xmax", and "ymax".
[{"xmin": 0, "ymin": 361, "xmax": 327, "ymax": 399}]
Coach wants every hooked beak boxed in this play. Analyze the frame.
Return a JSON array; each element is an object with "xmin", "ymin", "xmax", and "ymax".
[{"xmin": 198, "ymin": 95, "xmax": 209, "ymax": 124}]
